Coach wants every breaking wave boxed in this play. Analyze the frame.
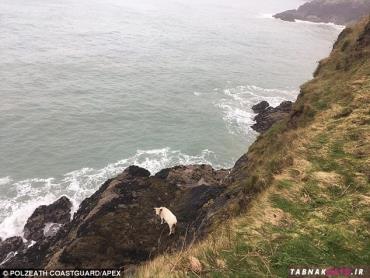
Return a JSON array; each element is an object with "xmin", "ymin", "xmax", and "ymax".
[
  {"xmin": 294, "ymin": 20, "xmax": 345, "ymax": 30},
  {"xmin": 215, "ymin": 84, "xmax": 297, "ymax": 136},
  {"xmin": 0, "ymin": 177, "xmax": 12, "ymax": 186}
]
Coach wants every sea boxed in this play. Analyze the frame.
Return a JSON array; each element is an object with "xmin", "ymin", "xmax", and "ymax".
[{"xmin": 0, "ymin": 0, "xmax": 343, "ymax": 239}]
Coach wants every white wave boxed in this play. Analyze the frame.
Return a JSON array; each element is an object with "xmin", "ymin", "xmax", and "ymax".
[
  {"xmin": 0, "ymin": 192, "xmax": 57, "ymax": 239},
  {"xmin": 0, "ymin": 251, "xmax": 17, "ymax": 266},
  {"xmin": 43, "ymin": 223, "xmax": 62, "ymax": 238},
  {"xmin": 0, "ymin": 176, "xmax": 12, "ymax": 186},
  {"xmin": 215, "ymin": 85, "xmax": 297, "ymax": 136},
  {"xmin": 294, "ymin": 19, "xmax": 345, "ymax": 30},
  {"xmin": 27, "ymin": 240, "xmax": 36, "ymax": 248},
  {"xmin": 256, "ymin": 13, "xmax": 273, "ymax": 19},
  {"xmin": 0, "ymin": 147, "xmax": 220, "ymax": 240}
]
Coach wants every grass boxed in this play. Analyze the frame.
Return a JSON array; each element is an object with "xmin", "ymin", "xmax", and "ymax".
[
  {"xmin": 132, "ymin": 17, "xmax": 370, "ymax": 277},
  {"xmin": 276, "ymin": 180, "xmax": 293, "ymax": 190},
  {"xmin": 270, "ymin": 194, "xmax": 307, "ymax": 220}
]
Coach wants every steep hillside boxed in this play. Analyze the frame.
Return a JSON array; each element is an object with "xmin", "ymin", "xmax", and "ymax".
[
  {"xmin": 134, "ymin": 16, "xmax": 370, "ymax": 277},
  {"xmin": 274, "ymin": 0, "xmax": 370, "ymax": 25}
]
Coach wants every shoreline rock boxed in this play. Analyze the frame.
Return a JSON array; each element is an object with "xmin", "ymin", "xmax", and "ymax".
[
  {"xmin": 251, "ymin": 101, "xmax": 293, "ymax": 133},
  {"xmin": 155, "ymin": 164, "xmax": 229, "ymax": 187},
  {"xmin": 273, "ymin": 0, "xmax": 370, "ymax": 26},
  {"xmin": 3, "ymin": 165, "xmax": 229, "ymax": 269},
  {"xmin": 251, "ymin": 100, "xmax": 269, "ymax": 114},
  {"xmin": 23, "ymin": 196, "xmax": 72, "ymax": 242},
  {"xmin": 0, "ymin": 237, "xmax": 25, "ymax": 264}
]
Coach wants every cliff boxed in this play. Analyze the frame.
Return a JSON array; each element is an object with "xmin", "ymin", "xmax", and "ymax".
[
  {"xmin": 274, "ymin": 0, "xmax": 370, "ymax": 25},
  {"xmin": 1, "ymin": 16, "xmax": 369, "ymax": 277},
  {"xmin": 1, "ymin": 165, "xmax": 229, "ymax": 270},
  {"xmin": 134, "ymin": 16, "xmax": 370, "ymax": 276}
]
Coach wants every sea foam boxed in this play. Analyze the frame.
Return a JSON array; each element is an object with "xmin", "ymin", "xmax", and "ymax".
[
  {"xmin": 215, "ymin": 85, "xmax": 297, "ymax": 136},
  {"xmin": 0, "ymin": 177, "xmax": 12, "ymax": 186},
  {"xmin": 294, "ymin": 20, "xmax": 345, "ymax": 30}
]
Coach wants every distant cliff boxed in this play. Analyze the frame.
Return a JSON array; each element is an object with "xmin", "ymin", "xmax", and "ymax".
[{"xmin": 274, "ymin": 0, "xmax": 370, "ymax": 25}]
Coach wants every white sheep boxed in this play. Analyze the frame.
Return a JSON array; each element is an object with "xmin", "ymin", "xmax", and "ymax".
[{"xmin": 154, "ymin": 207, "xmax": 177, "ymax": 235}]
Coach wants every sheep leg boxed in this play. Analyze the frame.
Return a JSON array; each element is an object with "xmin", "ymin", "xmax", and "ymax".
[{"xmin": 168, "ymin": 223, "xmax": 172, "ymax": 235}]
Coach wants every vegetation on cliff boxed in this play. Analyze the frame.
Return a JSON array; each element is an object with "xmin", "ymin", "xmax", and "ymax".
[{"xmin": 134, "ymin": 16, "xmax": 370, "ymax": 277}]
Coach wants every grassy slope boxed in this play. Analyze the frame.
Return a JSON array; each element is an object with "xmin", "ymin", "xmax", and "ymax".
[{"xmin": 134, "ymin": 17, "xmax": 370, "ymax": 277}]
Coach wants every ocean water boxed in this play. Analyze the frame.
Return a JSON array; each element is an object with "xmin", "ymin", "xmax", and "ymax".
[{"xmin": 0, "ymin": 0, "xmax": 342, "ymax": 239}]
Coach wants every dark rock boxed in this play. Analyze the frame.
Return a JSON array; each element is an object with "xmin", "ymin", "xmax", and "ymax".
[
  {"xmin": 273, "ymin": 0, "xmax": 370, "ymax": 26},
  {"xmin": 0, "ymin": 236, "xmax": 25, "ymax": 263},
  {"xmin": 155, "ymin": 165, "xmax": 228, "ymax": 187},
  {"xmin": 277, "ymin": 101, "xmax": 294, "ymax": 112},
  {"xmin": 1, "ymin": 237, "xmax": 56, "ymax": 268},
  {"xmin": 47, "ymin": 167, "xmax": 226, "ymax": 268},
  {"xmin": 274, "ymin": 9, "xmax": 297, "ymax": 22},
  {"xmin": 23, "ymin": 196, "xmax": 72, "ymax": 242},
  {"xmin": 251, "ymin": 101, "xmax": 293, "ymax": 133},
  {"xmin": 252, "ymin": 101, "xmax": 270, "ymax": 113},
  {"xmin": 6, "ymin": 164, "xmax": 227, "ymax": 269},
  {"xmin": 174, "ymin": 185, "xmax": 224, "ymax": 222},
  {"xmin": 124, "ymin": 165, "xmax": 151, "ymax": 177}
]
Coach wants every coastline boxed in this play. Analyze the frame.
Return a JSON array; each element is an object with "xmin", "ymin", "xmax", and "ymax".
[
  {"xmin": 1, "ymin": 15, "xmax": 369, "ymax": 273},
  {"xmin": 0, "ymin": 84, "xmax": 299, "ymax": 240},
  {"xmin": 260, "ymin": 12, "xmax": 346, "ymax": 30},
  {"xmin": 0, "ymin": 95, "xmax": 297, "ymax": 267},
  {"xmin": 292, "ymin": 19, "xmax": 346, "ymax": 31}
]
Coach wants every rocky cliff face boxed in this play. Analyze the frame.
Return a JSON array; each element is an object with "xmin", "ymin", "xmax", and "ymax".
[
  {"xmin": 251, "ymin": 101, "xmax": 293, "ymax": 133},
  {"xmin": 24, "ymin": 196, "xmax": 72, "ymax": 242},
  {"xmin": 274, "ymin": 0, "xmax": 370, "ymax": 25},
  {"xmin": 1, "ymin": 165, "xmax": 229, "ymax": 271}
]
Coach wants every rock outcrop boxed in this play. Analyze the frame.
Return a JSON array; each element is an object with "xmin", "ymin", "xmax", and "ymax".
[
  {"xmin": 23, "ymin": 196, "xmax": 72, "ymax": 242},
  {"xmin": 251, "ymin": 100, "xmax": 269, "ymax": 114},
  {"xmin": 0, "ymin": 237, "xmax": 25, "ymax": 264},
  {"xmin": 0, "ymin": 197, "xmax": 72, "ymax": 268},
  {"xmin": 273, "ymin": 0, "xmax": 370, "ymax": 26},
  {"xmin": 155, "ymin": 165, "xmax": 228, "ymax": 187},
  {"xmin": 2, "ymin": 165, "xmax": 228, "ymax": 270},
  {"xmin": 251, "ymin": 101, "xmax": 293, "ymax": 133}
]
